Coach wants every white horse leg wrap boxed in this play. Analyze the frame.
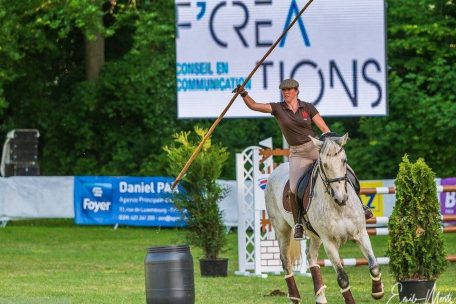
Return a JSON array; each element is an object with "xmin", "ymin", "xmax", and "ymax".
[
  {"xmin": 340, "ymin": 286, "xmax": 351, "ymax": 293},
  {"xmin": 284, "ymin": 273, "xmax": 294, "ymax": 279},
  {"xmin": 309, "ymin": 264, "xmax": 320, "ymax": 269},
  {"xmin": 370, "ymin": 273, "xmax": 382, "ymax": 281},
  {"xmin": 316, "ymin": 285, "xmax": 327, "ymax": 296},
  {"xmin": 289, "ymin": 296, "xmax": 301, "ymax": 302}
]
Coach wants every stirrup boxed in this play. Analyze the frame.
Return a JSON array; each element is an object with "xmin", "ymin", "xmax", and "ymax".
[{"xmin": 294, "ymin": 224, "xmax": 304, "ymax": 240}]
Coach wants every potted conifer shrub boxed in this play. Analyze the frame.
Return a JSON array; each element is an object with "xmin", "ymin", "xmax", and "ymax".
[
  {"xmin": 164, "ymin": 126, "xmax": 229, "ymax": 277},
  {"xmin": 387, "ymin": 155, "xmax": 447, "ymax": 303}
]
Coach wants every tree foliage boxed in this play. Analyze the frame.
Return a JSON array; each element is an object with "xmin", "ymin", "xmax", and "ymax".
[
  {"xmin": 387, "ymin": 155, "xmax": 447, "ymax": 280},
  {"xmin": 164, "ymin": 127, "xmax": 229, "ymax": 259},
  {"xmin": 345, "ymin": 0, "xmax": 456, "ymax": 179},
  {"xmin": 0, "ymin": 0, "xmax": 185, "ymax": 175},
  {"xmin": 0, "ymin": 0, "xmax": 454, "ymax": 179}
]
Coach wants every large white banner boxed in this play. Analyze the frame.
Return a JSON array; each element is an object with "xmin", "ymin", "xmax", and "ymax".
[{"xmin": 176, "ymin": 0, "xmax": 387, "ymax": 118}]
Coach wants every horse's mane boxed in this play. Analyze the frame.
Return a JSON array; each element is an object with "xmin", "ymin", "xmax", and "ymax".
[{"xmin": 320, "ymin": 138, "xmax": 341, "ymax": 158}]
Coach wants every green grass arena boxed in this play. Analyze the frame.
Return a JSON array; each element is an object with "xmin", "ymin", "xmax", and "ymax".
[{"xmin": 0, "ymin": 220, "xmax": 455, "ymax": 304}]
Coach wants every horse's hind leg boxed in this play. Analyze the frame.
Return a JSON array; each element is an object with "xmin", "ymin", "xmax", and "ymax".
[
  {"xmin": 321, "ymin": 238, "xmax": 356, "ymax": 304},
  {"xmin": 274, "ymin": 223, "xmax": 301, "ymax": 303},
  {"xmin": 355, "ymin": 231, "xmax": 384, "ymax": 300},
  {"xmin": 306, "ymin": 236, "xmax": 327, "ymax": 304}
]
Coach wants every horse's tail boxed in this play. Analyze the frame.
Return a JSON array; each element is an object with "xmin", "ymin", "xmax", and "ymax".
[{"xmin": 289, "ymin": 234, "xmax": 302, "ymax": 266}]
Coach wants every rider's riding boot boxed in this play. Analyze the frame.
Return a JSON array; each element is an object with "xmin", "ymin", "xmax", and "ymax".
[
  {"xmin": 363, "ymin": 204, "xmax": 374, "ymax": 220},
  {"xmin": 347, "ymin": 167, "xmax": 374, "ymax": 220},
  {"xmin": 289, "ymin": 191, "xmax": 304, "ymax": 240}
]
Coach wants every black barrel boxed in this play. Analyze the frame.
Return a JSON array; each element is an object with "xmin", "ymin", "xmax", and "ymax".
[{"xmin": 145, "ymin": 245, "xmax": 194, "ymax": 304}]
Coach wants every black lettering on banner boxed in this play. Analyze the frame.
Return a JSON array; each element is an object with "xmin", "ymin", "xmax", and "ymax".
[
  {"xmin": 176, "ymin": 2, "xmax": 192, "ymax": 38},
  {"xmin": 254, "ymin": 0, "xmax": 273, "ymax": 47},
  {"xmin": 260, "ymin": 61, "xmax": 274, "ymax": 88},
  {"xmin": 209, "ymin": 1, "xmax": 249, "ymax": 48},
  {"xmin": 254, "ymin": 0, "xmax": 272, "ymax": 4},
  {"xmin": 330, "ymin": 60, "xmax": 358, "ymax": 107},
  {"xmin": 209, "ymin": 2, "xmax": 228, "ymax": 48},
  {"xmin": 233, "ymin": 1, "xmax": 249, "ymax": 47},
  {"xmin": 279, "ymin": 61, "xmax": 285, "ymax": 100},
  {"xmin": 255, "ymin": 20, "xmax": 273, "ymax": 47},
  {"xmin": 362, "ymin": 59, "xmax": 382, "ymax": 108},
  {"xmin": 290, "ymin": 60, "xmax": 325, "ymax": 106}
]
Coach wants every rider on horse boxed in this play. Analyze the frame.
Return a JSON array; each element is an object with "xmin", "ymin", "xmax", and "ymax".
[{"xmin": 235, "ymin": 79, "xmax": 373, "ymax": 240}]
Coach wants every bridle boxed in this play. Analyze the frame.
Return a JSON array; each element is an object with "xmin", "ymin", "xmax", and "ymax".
[{"xmin": 317, "ymin": 143, "xmax": 348, "ymax": 206}]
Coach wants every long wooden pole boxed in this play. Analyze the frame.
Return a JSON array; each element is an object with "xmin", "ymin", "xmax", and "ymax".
[{"xmin": 172, "ymin": 0, "xmax": 315, "ymax": 189}]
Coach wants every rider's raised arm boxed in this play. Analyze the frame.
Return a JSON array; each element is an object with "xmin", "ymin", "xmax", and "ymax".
[
  {"xmin": 242, "ymin": 94, "xmax": 272, "ymax": 113},
  {"xmin": 233, "ymin": 85, "xmax": 272, "ymax": 113}
]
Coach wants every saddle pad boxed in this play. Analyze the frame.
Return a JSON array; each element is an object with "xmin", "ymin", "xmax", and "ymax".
[
  {"xmin": 296, "ymin": 161, "xmax": 318, "ymax": 213},
  {"xmin": 282, "ymin": 180, "xmax": 292, "ymax": 213}
]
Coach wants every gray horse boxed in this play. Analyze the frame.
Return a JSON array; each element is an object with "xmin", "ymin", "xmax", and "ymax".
[{"xmin": 264, "ymin": 134, "xmax": 384, "ymax": 304}]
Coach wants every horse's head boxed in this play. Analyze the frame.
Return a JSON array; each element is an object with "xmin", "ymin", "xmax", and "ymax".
[{"xmin": 310, "ymin": 133, "xmax": 349, "ymax": 206}]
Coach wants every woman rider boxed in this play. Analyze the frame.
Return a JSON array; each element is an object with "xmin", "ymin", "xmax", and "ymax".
[{"xmin": 235, "ymin": 79, "xmax": 372, "ymax": 240}]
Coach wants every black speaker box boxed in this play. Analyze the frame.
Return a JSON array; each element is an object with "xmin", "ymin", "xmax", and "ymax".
[{"xmin": 4, "ymin": 163, "xmax": 40, "ymax": 177}]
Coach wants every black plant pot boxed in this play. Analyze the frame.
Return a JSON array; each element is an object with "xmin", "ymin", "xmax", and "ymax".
[
  {"xmin": 398, "ymin": 280, "xmax": 436, "ymax": 303},
  {"xmin": 199, "ymin": 258, "xmax": 228, "ymax": 277}
]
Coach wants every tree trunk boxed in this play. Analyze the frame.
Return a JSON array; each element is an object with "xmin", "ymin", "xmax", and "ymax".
[{"xmin": 84, "ymin": 23, "xmax": 105, "ymax": 81}]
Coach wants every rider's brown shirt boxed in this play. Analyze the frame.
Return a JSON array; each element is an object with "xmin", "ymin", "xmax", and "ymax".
[{"xmin": 270, "ymin": 100, "xmax": 319, "ymax": 146}]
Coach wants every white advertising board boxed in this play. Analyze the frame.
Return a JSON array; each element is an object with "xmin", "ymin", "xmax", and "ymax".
[{"xmin": 176, "ymin": 0, "xmax": 387, "ymax": 118}]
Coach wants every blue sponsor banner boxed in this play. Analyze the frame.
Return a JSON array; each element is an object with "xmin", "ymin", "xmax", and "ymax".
[{"xmin": 74, "ymin": 176, "xmax": 186, "ymax": 227}]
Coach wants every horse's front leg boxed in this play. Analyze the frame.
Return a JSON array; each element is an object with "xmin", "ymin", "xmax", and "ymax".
[
  {"xmin": 276, "ymin": 225, "xmax": 301, "ymax": 304},
  {"xmin": 306, "ymin": 236, "xmax": 327, "ymax": 304},
  {"xmin": 321, "ymin": 238, "xmax": 356, "ymax": 304},
  {"xmin": 355, "ymin": 231, "xmax": 384, "ymax": 300}
]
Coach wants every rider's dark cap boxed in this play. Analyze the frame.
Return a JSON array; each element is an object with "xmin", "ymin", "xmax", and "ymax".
[{"xmin": 279, "ymin": 79, "xmax": 299, "ymax": 90}]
